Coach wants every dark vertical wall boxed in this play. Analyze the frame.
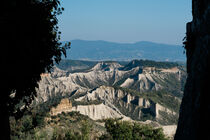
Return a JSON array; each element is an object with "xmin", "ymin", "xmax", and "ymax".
[{"xmin": 175, "ymin": 0, "xmax": 210, "ymax": 139}]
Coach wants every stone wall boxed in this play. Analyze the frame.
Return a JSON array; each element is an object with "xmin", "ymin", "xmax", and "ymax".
[{"xmin": 175, "ymin": 0, "xmax": 210, "ymax": 139}]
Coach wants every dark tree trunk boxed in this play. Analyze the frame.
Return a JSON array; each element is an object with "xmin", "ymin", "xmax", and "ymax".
[
  {"xmin": 1, "ymin": 1, "xmax": 15, "ymax": 139},
  {"xmin": 0, "ymin": 102, "xmax": 11, "ymax": 140}
]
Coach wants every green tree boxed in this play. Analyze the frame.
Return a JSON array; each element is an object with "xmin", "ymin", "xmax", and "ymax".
[
  {"xmin": 65, "ymin": 130, "xmax": 82, "ymax": 140},
  {"xmin": 105, "ymin": 119, "xmax": 133, "ymax": 140},
  {"xmin": 104, "ymin": 119, "xmax": 168, "ymax": 140},
  {"xmin": 21, "ymin": 115, "xmax": 33, "ymax": 132},
  {"xmin": 52, "ymin": 129, "xmax": 59, "ymax": 140},
  {"xmin": 1, "ymin": 0, "xmax": 70, "ymax": 139},
  {"xmin": 81, "ymin": 120, "xmax": 92, "ymax": 140}
]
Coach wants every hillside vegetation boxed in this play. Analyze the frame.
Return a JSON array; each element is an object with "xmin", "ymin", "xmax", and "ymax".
[{"xmin": 10, "ymin": 110, "xmax": 168, "ymax": 140}]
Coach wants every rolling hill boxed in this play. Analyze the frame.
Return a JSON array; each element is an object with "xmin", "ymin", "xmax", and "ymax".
[{"xmin": 63, "ymin": 40, "xmax": 186, "ymax": 62}]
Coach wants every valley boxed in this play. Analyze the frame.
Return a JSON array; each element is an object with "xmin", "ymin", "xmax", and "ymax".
[{"xmin": 10, "ymin": 59, "xmax": 186, "ymax": 139}]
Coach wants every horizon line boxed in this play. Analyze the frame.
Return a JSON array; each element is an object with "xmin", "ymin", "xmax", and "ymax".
[{"xmin": 61, "ymin": 39, "xmax": 183, "ymax": 46}]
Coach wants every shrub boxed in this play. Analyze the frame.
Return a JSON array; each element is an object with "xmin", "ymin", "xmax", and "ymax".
[
  {"xmin": 65, "ymin": 131, "xmax": 82, "ymax": 140},
  {"xmin": 104, "ymin": 119, "xmax": 168, "ymax": 140},
  {"xmin": 21, "ymin": 115, "xmax": 33, "ymax": 132},
  {"xmin": 81, "ymin": 120, "xmax": 92, "ymax": 140}
]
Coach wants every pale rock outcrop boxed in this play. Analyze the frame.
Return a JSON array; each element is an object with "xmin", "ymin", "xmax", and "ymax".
[
  {"xmin": 120, "ymin": 78, "xmax": 134, "ymax": 88},
  {"xmin": 138, "ymin": 67, "xmax": 163, "ymax": 91},
  {"xmin": 36, "ymin": 61, "xmax": 185, "ymax": 104},
  {"xmin": 77, "ymin": 86, "xmax": 120, "ymax": 103},
  {"xmin": 51, "ymin": 66, "xmax": 68, "ymax": 78},
  {"xmin": 160, "ymin": 67, "xmax": 179, "ymax": 73},
  {"xmin": 125, "ymin": 94, "xmax": 135, "ymax": 104},
  {"xmin": 71, "ymin": 103, "xmax": 130, "ymax": 120},
  {"xmin": 33, "ymin": 60, "xmax": 186, "ymax": 139},
  {"xmin": 91, "ymin": 62, "xmax": 122, "ymax": 71},
  {"xmin": 36, "ymin": 74, "xmax": 87, "ymax": 103},
  {"xmin": 138, "ymin": 98, "xmax": 150, "ymax": 108},
  {"xmin": 162, "ymin": 125, "xmax": 177, "ymax": 139},
  {"xmin": 152, "ymin": 103, "xmax": 176, "ymax": 118},
  {"xmin": 50, "ymin": 98, "xmax": 72, "ymax": 116},
  {"xmin": 76, "ymin": 86, "xmax": 176, "ymax": 120}
]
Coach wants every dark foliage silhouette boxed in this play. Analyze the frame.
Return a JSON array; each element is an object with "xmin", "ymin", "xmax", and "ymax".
[{"xmin": 1, "ymin": 0, "xmax": 70, "ymax": 139}]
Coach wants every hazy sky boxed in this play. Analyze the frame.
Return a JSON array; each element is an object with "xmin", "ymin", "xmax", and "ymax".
[{"xmin": 58, "ymin": 0, "xmax": 192, "ymax": 45}]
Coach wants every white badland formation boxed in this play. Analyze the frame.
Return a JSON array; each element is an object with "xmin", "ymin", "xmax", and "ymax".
[{"xmin": 35, "ymin": 61, "xmax": 184, "ymax": 138}]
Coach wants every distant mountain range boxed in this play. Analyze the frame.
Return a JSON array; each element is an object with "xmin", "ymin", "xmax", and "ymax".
[{"xmin": 63, "ymin": 40, "xmax": 186, "ymax": 62}]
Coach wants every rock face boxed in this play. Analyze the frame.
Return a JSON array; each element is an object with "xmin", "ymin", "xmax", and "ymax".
[
  {"xmin": 33, "ymin": 60, "xmax": 186, "ymax": 139},
  {"xmin": 35, "ymin": 61, "xmax": 185, "ymax": 104},
  {"xmin": 152, "ymin": 103, "xmax": 176, "ymax": 119},
  {"xmin": 175, "ymin": 1, "xmax": 210, "ymax": 139},
  {"xmin": 162, "ymin": 125, "xmax": 177, "ymax": 139},
  {"xmin": 76, "ymin": 85, "xmax": 177, "ymax": 122},
  {"xmin": 121, "ymin": 65, "xmax": 185, "ymax": 95},
  {"xmin": 32, "ymin": 60, "xmax": 186, "ymax": 139},
  {"xmin": 50, "ymin": 98, "xmax": 72, "ymax": 116},
  {"xmin": 138, "ymin": 98, "xmax": 150, "ymax": 108},
  {"xmin": 71, "ymin": 103, "xmax": 129, "ymax": 120}
]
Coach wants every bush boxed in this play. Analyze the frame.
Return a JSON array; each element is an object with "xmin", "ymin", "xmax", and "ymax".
[
  {"xmin": 81, "ymin": 120, "xmax": 92, "ymax": 140},
  {"xmin": 104, "ymin": 119, "xmax": 168, "ymax": 140},
  {"xmin": 21, "ymin": 115, "xmax": 33, "ymax": 132},
  {"xmin": 99, "ymin": 134, "xmax": 112, "ymax": 140},
  {"xmin": 32, "ymin": 113, "xmax": 46, "ymax": 127},
  {"xmin": 65, "ymin": 131, "xmax": 82, "ymax": 140}
]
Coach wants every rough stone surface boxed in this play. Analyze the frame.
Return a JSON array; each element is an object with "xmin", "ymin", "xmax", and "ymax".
[
  {"xmin": 71, "ymin": 103, "xmax": 130, "ymax": 120},
  {"xmin": 35, "ymin": 63, "xmax": 185, "ymax": 104},
  {"xmin": 162, "ymin": 125, "xmax": 177, "ymax": 139},
  {"xmin": 138, "ymin": 98, "xmax": 150, "ymax": 108},
  {"xmin": 50, "ymin": 98, "xmax": 72, "ymax": 116},
  {"xmin": 77, "ymin": 86, "xmax": 177, "ymax": 120},
  {"xmin": 34, "ymin": 61, "xmax": 184, "ymax": 139},
  {"xmin": 153, "ymin": 103, "xmax": 176, "ymax": 118},
  {"xmin": 175, "ymin": 0, "xmax": 210, "ymax": 139}
]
